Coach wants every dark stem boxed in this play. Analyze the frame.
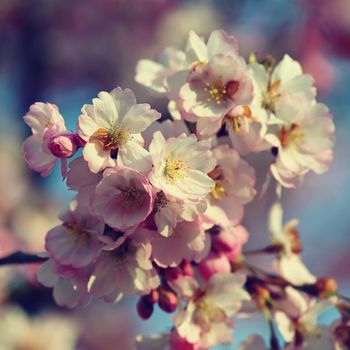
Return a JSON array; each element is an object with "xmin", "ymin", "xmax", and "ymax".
[
  {"xmin": 243, "ymin": 245, "xmax": 283, "ymax": 256},
  {"xmin": 268, "ymin": 318, "xmax": 281, "ymax": 350},
  {"xmin": 0, "ymin": 252, "xmax": 48, "ymax": 266}
]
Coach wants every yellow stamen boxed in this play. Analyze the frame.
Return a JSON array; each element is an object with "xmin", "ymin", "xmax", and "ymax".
[
  {"xmin": 163, "ymin": 157, "xmax": 188, "ymax": 184},
  {"xmin": 91, "ymin": 127, "xmax": 130, "ymax": 151}
]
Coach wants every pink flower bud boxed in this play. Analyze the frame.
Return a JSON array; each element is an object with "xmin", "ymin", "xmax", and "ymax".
[
  {"xmin": 198, "ymin": 252, "xmax": 231, "ymax": 282},
  {"xmin": 48, "ymin": 132, "xmax": 78, "ymax": 158},
  {"xmin": 212, "ymin": 225, "xmax": 248, "ymax": 261},
  {"xmin": 158, "ymin": 287, "xmax": 178, "ymax": 313},
  {"xmin": 137, "ymin": 296, "xmax": 154, "ymax": 320},
  {"xmin": 148, "ymin": 289, "xmax": 159, "ymax": 304}
]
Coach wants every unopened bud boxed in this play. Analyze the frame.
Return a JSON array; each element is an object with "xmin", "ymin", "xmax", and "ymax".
[
  {"xmin": 137, "ymin": 295, "xmax": 154, "ymax": 320},
  {"xmin": 158, "ymin": 287, "xmax": 178, "ymax": 313},
  {"xmin": 148, "ymin": 289, "xmax": 159, "ymax": 304},
  {"xmin": 48, "ymin": 132, "xmax": 78, "ymax": 158},
  {"xmin": 198, "ymin": 252, "xmax": 231, "ymax": 282}
]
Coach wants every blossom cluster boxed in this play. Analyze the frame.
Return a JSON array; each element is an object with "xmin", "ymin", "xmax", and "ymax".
[{"xmin": 20, "ymin": 30, "xmax": 348, "ymax": 350}]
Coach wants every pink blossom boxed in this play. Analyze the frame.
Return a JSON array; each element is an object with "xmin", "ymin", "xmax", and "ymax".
[
  {"xmin": 23, "ymin": 102, "xmax": 65, "ymax": 134},
  {"xmin": 152, "ymin": 191, "xmax": 207, "ymax": 237},
  {"xmin": 225, "ymin": 104, "xmax": 270, "ymax": 156},
  {"xmin": 66, "ymin": 156, "xmax": 102, "ymax": 208},
  {"xmin": 148, "ymin": 132, "xmax": 216, "ymax": 202},
  {"xmin": 204, "ymin": 145, "xmax": 256, "ymax": 226},
  {"xmin": 151, "ymin": 220, "xmax": 210, "ymax": 268},
  {"xmin": 212, "ymin": 225, "xmax": 249, "ymax": 260},
  {"xmin": 37, "ymin": 258, "xmax": 92, "ymax": 308},
  {"xmin": 174, "ymin": 272, "xmax": 250, "ymax": 347},
  {"xmin": 179, "ymin": 53, "xmax": 253, "ymax": 136},
  {"xmin": 198, "ymin": 252, "xmax": 231, "ymax": 282},
  {"xmin": 89, "ymin": 232, "xmax": 160, "ymax": 302},
  {"xmin": 77, "ymin": 88, "xmax": 160, "ymax": 174},
  {"xmin": 91, "ymin": 166, "xmax": 155, "ymax": 233},
  {"xmin": 45, "ymin": 204, "xmax": 104, "ymax": 268},
  {"xmin": 23, "ymin": 103, "xmax": 69, "ymax": 176},
  {"xmin": 267, "ymin": 95, "xmax": 335, "ymax": 188}
]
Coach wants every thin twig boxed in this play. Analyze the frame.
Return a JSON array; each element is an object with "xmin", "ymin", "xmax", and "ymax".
[{"xmin": 0, "ymin": 252, "xmax": 48, "ymax": 266}]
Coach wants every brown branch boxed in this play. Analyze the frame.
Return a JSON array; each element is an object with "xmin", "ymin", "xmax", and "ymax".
[{"xmin": 0, "ymin": 252, "xmax": 48, "ymax": 266}]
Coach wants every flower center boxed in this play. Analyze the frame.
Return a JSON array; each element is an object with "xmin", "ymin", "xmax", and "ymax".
[
  {"xmin": 262, "ymin": 80, "xmax": 281, "ymax": 112},
  {"xmin": 91, "ymin": 127, "xmax": 130, "ymax": 151},
  {"xmin": 63, "ymin": 221, "xmax": 86, "ymax": 241},
  {"xmin": 155, "ymin": 191, "xmax": 168, "ymax": 212},
  {"xmin": 286, "ymin": 227, "xmax": 303, "ymax": 254},
  {"xmin": 226, "ymin": 105, "xmax": 254, "ymax": 133},
  {"xmin": 279, "ymin": 123, "xmax": 304, "ymax": 148},
  {"xmin": 163, "ymin": 157, "xmax": 188, "ymax": 184},
  {"xmin": 208, "ymin": 166, "xmax": 226, "ymax": 200},
  {"xmin": 120, "ymin": 187, "xmax": 144, "ymax": 209},
  {"xmin": 194, "ymin": 299, "xmax": 226, "ymax": 329},
  {"xmin": 204, "ymin": 80, "xmax": 240, "ymax": 105}
]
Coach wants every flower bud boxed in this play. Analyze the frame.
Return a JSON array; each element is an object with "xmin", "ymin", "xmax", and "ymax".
[
  {"xmin": 158, "ymin": 287, "xmax": 178, "ymax": 313},
  {"xmin": 137, "ymin": 295, "xmax": 154, "ymax": 320},
  {"xmin": 212, "ymin": 225, "xmax": 248, "ymax": 260},
  {"xmin": 148, "ymin": 289, "xmax": 159, "ymax": 304},
  {"xmin": 198, "ymin": 252, "xmax": 231, "ymax": 282},
  {"xmin": 48, "ymin": 132, "xmax": 78, "ymax": 158}
]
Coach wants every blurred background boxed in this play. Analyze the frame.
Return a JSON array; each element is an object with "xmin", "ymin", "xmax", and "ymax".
[{"xmin": 0, "ymin": 0, "xmax": 349, "ymax": 348}]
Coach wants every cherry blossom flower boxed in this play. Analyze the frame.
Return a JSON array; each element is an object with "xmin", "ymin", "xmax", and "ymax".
[
  {"xmin": 45, "ymin": 203, "xmax": 104, "ymax": 268},
  {"xmin": 37, "ymin": 258, "xmax": 92, "ymax": 308},
  {"xmin": 148, "ymin": 131, "xmax": 216, "ymax": 202},
  {"xmin": 269, "ymin": 202, "xmax": 316, "ymax": 286},
  {"xmin": 22, "ymin": 102, "xmax": 76, "ymax": 176},
  {"xmin": 152, "ymin": 190, "xmax": 207, "ymax": 237},
  {"xmin": 204, "ymin": 145, "xmax": 256, "ymax": 227},
  {"xmin": 89, "ymin": 232, "xmax": 160, "ymax": 302},
  {"xmin": 91, "ymin": 166, "xmax": 155, "ymax": 233},
  {"xmin": 135, "ymin": 47, "xmax": 188, "ymax": 95},
  {"xmin": 267, "ymin": 95, "xmax": 335, "ymax": 188},
  {"xmin": 151, "ymin": 220, "xmax": 210, "ymax": 267},
  {"xmin": 275, "ymin": 287, "xmax": 336, "ymax": 350},
  {"xmin": 249, "ymin": 54, "xmax": 316, "ymax": 121},
  {"xmin": 179, "ymin": 52, "xmax": 253, "ymax": 135},
  {"xmin": 66, "ymin": 156, "xmax": 102, "ymax": 209},
  {"xmin": 174, "ymin": 272, "xmax": 250, "ymax": 347},
  {"xmin": 77, "ymin": 87, "xmax": 160, "ymax": 173},
  {"xmin": 135, "ymin": 30, "xmax": 238, "ymax": 98},
  {"xmin": 225, "ymin": 101, "xmax": 270, "ymax": 156},
  {"xmin": 23, "ymin": 102, "xmax": 65, "ymax": 134}
]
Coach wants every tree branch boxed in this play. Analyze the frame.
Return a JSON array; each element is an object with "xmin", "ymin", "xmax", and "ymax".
[{"xmin": 0, "ymin": 252, "xmax": 48, "ymax": 266}]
